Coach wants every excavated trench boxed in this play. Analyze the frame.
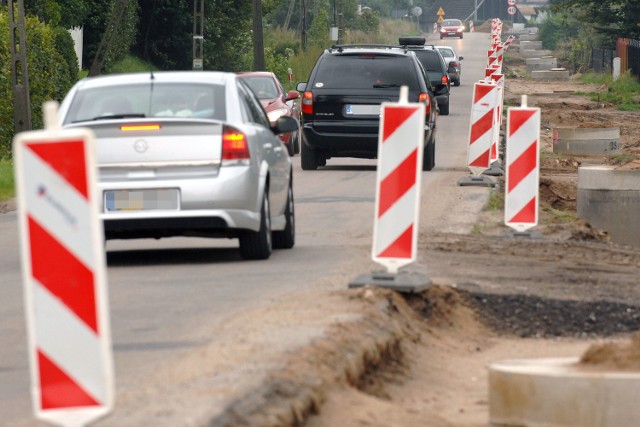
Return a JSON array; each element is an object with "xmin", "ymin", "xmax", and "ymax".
[{"xmin": 210, "ymin": 285, "xmax": 640, "ymax": 427}]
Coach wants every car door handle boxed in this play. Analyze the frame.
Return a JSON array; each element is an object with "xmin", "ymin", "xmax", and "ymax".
[{"xmin": 274, "ymin": 146, "xmax": 284, "ymax": 153}]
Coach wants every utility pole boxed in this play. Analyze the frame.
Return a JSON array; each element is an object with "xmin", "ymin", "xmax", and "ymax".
[
  {"xmin": 193, "ymin": 0, "xmax": 204, "ymax": 70},
  {"xmin": 300, "ymin": 0, "xmax": 306, "ymax": 50},
  {"xmin": 8, "ymin": 0, "xmax": 31, "ymax": 133},
  {"xmin": 252, "ymin": 0, "xmax": 265, "ymax": 70},
  {"xmin": 284, "ymin": 0, "xmax": 295, "ymax": 30}
]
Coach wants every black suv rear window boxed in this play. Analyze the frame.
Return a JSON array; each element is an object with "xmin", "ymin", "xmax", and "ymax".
[
  {"xmin": 412, "ymin": 50, "xmax": 444, "ymax": 72},
  {"xmin": 313, "ymin": 54, "xmax": 420, "ymax": 90}
]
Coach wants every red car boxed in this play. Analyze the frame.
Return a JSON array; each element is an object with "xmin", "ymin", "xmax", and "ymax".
[
  {"xmin": 238, "ymin": 71, "xmax": 301, "ymax": 156},
  {"xmin": 440, "ymin": 19, "xmax": 465, "ymax": 39}
]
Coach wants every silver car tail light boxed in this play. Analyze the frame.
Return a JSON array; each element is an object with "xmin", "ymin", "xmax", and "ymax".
[{"xmin": 222, "ymin": 125, "xmax": 250, "ymax": 165}]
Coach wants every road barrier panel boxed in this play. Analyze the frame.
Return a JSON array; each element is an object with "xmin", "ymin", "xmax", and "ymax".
[
  {"xmin": 483, "ymin": 73, "xmax": 506, "ymax": 177},
  {"xmin": 13, "ymin": 101, "xmax": 114, "ymax": 427},
  {"xmin": 502, "ymin": 35, "xmax": 516, "ymax": 50},
  {"xmin": 350, "ymin": 86, "xmax": 431, "ymax": 292},
  {"xmin": 504, "ymin": 95, "xmax": 542, "ymax": 234},
  {"xmin": 459, "ymin": 81, "xmax": 499, "ymax": 187}
]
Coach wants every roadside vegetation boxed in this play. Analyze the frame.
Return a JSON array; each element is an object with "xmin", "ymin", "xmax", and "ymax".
[
  {"xmin": 0, "ymin": 158, "xmax": 13, "ymax": 201},
  {"xmin": 579, "ymin": 72, "xmax": 640, "ymax": 110}
]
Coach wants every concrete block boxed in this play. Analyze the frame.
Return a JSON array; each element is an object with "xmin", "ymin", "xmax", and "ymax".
[
  {"xmin": 520, "ymin": 49, "xmax": 552, "ymax": 58},
  {"xmin": 553, "ymin": 127, "xmax": 620, "ymax": 156},
  {"xmin": 531, "ymin": 69, "xmax": 570, "ymax": 80},
  {"xmin": 520, "ymin": 40, "xmax": 543, "ymax": 49},
  {"xmin": 490, "ymin": 358, "xmax": 640, "ymax": 427},
  {"xmin": 526, "ymin": 57, "xmax": 558, "ymax": 72},
  {"xmin": 578, "ymin": 166, "xmax": 640, "ymax": 247},
  {"xmin": 518, "ymin": 33, "xmax": 538, "ymax": 41}
]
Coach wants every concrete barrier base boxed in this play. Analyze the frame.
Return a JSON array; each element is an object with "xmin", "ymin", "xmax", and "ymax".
[
  {"xmin": 531, "ymin": 69, "xmax": 570, "ymax": 80},
  {"xmin": 526, "ymin": 57, "xmax": 557, "ymax": 72},
  {"xmin": 553, "ymin": 127, "xmax": 620, "ymax": 156},
  {"xmin": 517, "ymin": 33, "xmax": 538, "ymax": 41},
  {"xmin": 520, "ymin": 40, "xmax": 543, "ymax": 50},
  {"xmin": 578, "ymin": 166, "xmax": 640, "ymax": 247},
  {"xmin": 489, "ymin": 357, "xmax": 640, "ymax": 427},
  {"xmin": 521, "ymin": 49, "xmax": 552, "ymax": 58}
]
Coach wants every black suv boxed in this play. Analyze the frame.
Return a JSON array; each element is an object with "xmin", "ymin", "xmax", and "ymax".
[
  {"xmin": 296, "ymin": 44, "xmax": 438, "ymax": 171},
  {"xmin": 401, "ymin": 37, "xmax": 451, "ymax": 115}
]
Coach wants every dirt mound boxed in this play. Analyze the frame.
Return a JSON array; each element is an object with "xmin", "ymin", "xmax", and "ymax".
[{"xmin": 580, "ymin": 332, "xmax": 640, "ymax": 371}]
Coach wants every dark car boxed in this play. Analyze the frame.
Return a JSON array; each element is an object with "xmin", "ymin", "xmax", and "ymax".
[
  {"xmin": 238, "ymin": 71, "xmax": 302, "ymax": 156},
  {"xmin": 436, "ymin": 45, "xmax": 463, "ymax": 86},
  {"xmin": 401, "ymin": 37, "xmax": 451, "ymax": 115},
  {"xmin": 296, "ymin": 44, "xmax": 438, "ymax": 171},
  {"xmin": 440, "ymin": 19, "xmax": 465, "ymax": 39}
]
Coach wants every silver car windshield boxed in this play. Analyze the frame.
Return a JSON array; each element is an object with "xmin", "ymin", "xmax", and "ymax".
[{"xmin": 64, "ymin": 82, "xmax": 226, "ymax": 124}]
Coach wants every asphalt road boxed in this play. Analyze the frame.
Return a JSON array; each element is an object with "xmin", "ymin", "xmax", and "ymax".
[{"xmin": 0, "ymin": 31, "xmax": 493, "ymax": 426}]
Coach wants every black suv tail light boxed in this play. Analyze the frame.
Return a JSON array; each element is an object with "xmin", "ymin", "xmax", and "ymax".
[
  {"xmin": 302, "ymin": 91, "xmax": 313, "ymax": 115},
  {"xmin": 419, "ymin": 93, "xmax": 432, "ymax": 115},
  {"xmin": 441, "ymin": 74, "xmax": 449, "ymax": 86}
]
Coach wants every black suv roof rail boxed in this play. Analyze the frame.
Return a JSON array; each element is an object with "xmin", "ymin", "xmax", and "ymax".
[{"xmin": 329, "ymin": 44, "xmax": 407, "ymax": 53}]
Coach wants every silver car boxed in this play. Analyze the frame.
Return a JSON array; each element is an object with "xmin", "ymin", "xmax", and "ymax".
[
  {"xmin": 58, "ymin": 71, "xmax": 298, "ymax": 260},
  {"xmin": 435, "ymin": 46, "xmax": 463, "ymax": 86}
]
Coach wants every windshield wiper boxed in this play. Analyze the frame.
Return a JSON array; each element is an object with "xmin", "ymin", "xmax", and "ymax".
[
  {"xmin": 85, "ymin": 113, "xmax": 147, "ymax": 122},
  {"xmin": 373, "ymin": 83, "xmax": 401, "ymax": 88}
]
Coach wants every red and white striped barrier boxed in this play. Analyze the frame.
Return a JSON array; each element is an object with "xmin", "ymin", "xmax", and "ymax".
[
  {"xmin": 490, "ymin": 44, "xmax": 504, "ymax": 68},
  {"xmin": 490, "ymin": 73, "xmax": 505, "ymax": 164},
  {"xmin": 505, "ymin": 96, "xmax": 541, "ymax": 231},
  {"xmin": 14, "ymin": 102, "xmax": 113, "ymax": 427},
  {"xmin": 466, "ymin": 81, "xmax": 499, "ymax": 176},
  {"xmin": 485, "ymin": 64, "xmax": 501, "ymax": 78},
  {"xmin": 372, "ymin": 87, "xmax": 425, "ymax": 274},
  {"xmin": 470, "ymin": 21, "xmax": 474, "ymax": 32},
  {"xmin": 433, "ymin": 22, "xmax": 438, "ymax": 33},
  {"xmin": 502, "ymin": 35, "xmax": 516, "ymax": 51}
]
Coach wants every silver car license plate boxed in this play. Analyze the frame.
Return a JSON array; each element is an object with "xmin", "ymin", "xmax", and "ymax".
[
  {"xmin": 105, "ymin": 189, "xmax": 179, "ymax": 211},
  {"xmin": 345, "ymin": 104, "xmax": 381, "ymax": 116}
]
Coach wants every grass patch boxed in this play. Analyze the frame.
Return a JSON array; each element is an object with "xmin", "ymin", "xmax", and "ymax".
[
  {"xmin": 543, "ymin": 206, "xmax": 578, "ymax": 223},
  {"xmin": 609, "ymin": 153, "xmax": 637, "ymax": 165},
  {"xmin": 486, "ymin": 189, "xmax": 504, "ymax": 211},
  {"xmin": 106, "ymin": 54, "xmax": 159, "ymax": 74},
  {"xmin": 580, "ymin": 71, "xmax": 640, "ymax": 109},
  {"xmin": 618, "ymin": 103, "xmax": 640, "ymax": 111},
  {"xmin": 0, "ymin": 158, "xmax": 15, "ymax": 201}
]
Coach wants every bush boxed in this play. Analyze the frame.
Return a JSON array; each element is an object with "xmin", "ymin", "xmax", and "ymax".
[
  {"xmin": 52, "ymin": 27, "xmax": 78, "ymax": 97},
  {"xmin": 0, "ymin": 11, "xmax": 75, "ymax": 158}
]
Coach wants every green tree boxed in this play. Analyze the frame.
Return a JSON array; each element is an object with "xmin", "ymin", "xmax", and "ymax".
[
  {"xmin": 551, "ymin": 0, "xmax": 640, "ymax": 42},
  {"xmin": 203, "ymin": 0, "xmax": 253, "ymax": 71},
  {"xmin": 133, "ymin": 0, "xmax": 192, "ymax": 70},
  {"xmin": 307, "ymin": 6, "xmax": 330, "ymax": 47},
  {"xmin": 25, "ymin": 0, "xmax": 89, "ymax": 28}
]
